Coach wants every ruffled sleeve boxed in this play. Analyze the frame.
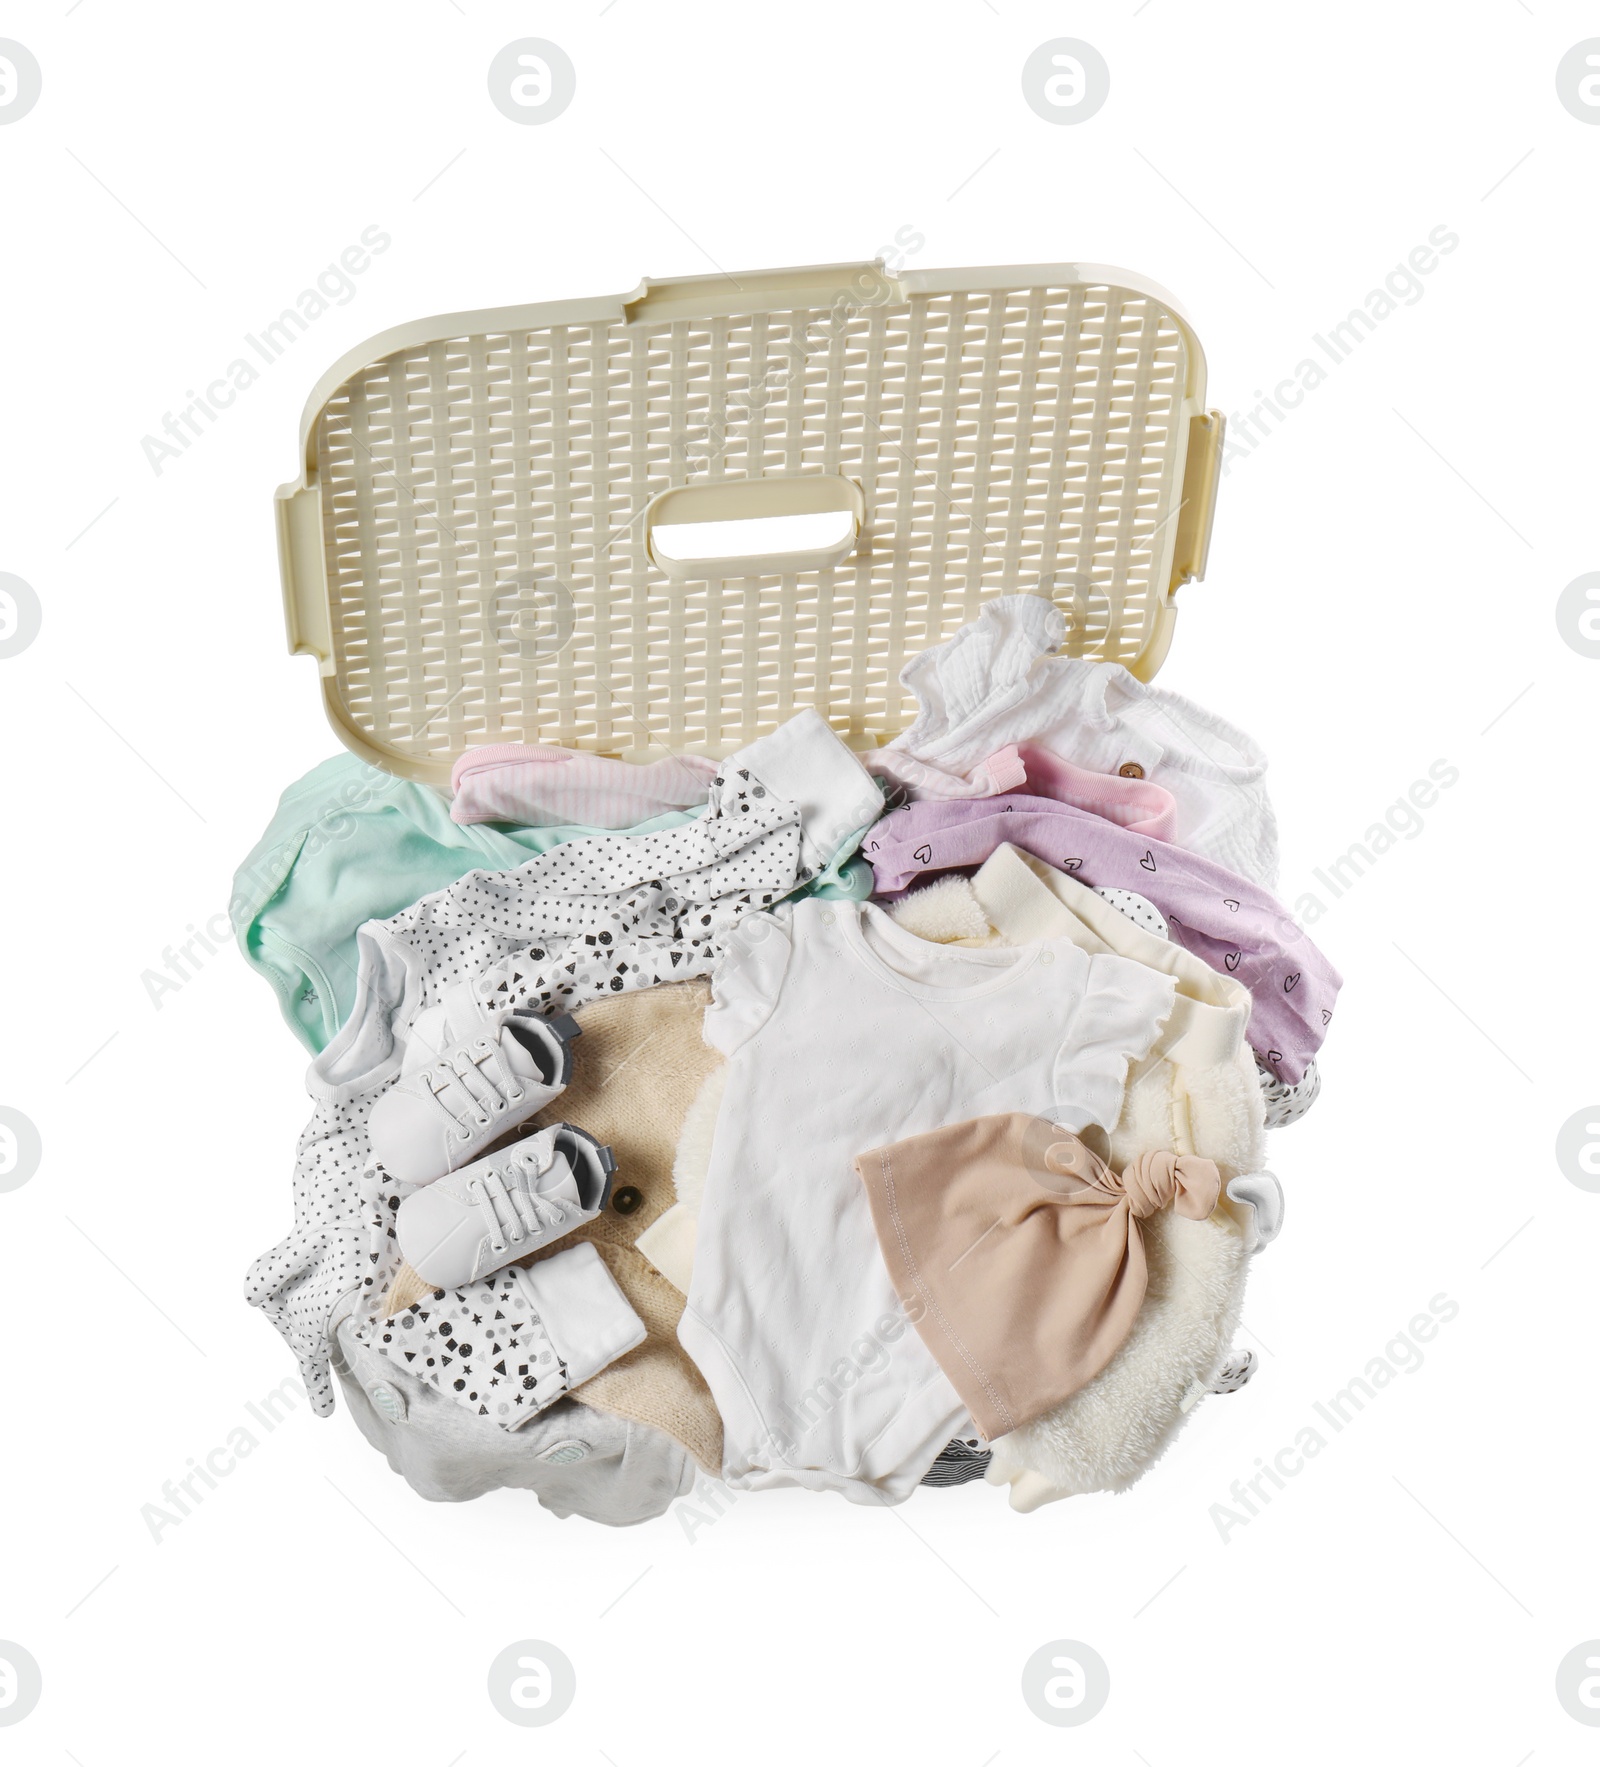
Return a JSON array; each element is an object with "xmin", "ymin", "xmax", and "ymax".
[
  {"xmin": 702, "ymin": 910, "xmax": 794, "ymax": 1056},
  {"xmin": 1051, "ymin": 951, "xmax": 1178, "ymax": 1135}
]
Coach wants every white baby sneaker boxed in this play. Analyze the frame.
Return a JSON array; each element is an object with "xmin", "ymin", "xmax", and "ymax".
[
  {"xmin": 369, "ymin": 1011, "xmax": 581, "ymax": 1184},
  {"xmin": 395, "ymin": 1123, "xmax": 615, "ymax": 1288}
]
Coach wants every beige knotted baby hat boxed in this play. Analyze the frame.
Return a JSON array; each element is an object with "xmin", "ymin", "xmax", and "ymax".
[{"xmin": 854, "ymin": 1113, "xmax": 1220, "ymax": 1440}]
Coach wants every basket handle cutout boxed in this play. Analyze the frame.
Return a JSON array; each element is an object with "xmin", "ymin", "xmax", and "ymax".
[{"xmin": 644, "ymin": 474, "xmax": 864, "ymax": 580}]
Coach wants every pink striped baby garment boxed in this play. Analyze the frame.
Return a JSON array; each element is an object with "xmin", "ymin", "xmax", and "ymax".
[{"xmin": 451, "ymin": 744, "xmax": 717, "ymax": 829}]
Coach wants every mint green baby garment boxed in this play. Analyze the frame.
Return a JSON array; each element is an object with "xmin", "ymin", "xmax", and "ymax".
[{"xmin": 232, "ymin": 755, "xmax": 697, "ymax": 1052}]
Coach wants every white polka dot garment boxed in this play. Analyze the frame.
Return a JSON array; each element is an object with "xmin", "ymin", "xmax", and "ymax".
[
  {"xmin": 363, "ymin": 764, "xmax": 802, "ymax": 1026},
  {"xmin": 245, "ymin": 752, "xmax": 855, "ymax": 1415}
]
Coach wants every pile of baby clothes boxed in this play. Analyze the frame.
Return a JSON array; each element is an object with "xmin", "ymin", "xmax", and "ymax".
[{"xmin": 242, "ymin": 596, "xmax": 1338, "ymax": 1522}]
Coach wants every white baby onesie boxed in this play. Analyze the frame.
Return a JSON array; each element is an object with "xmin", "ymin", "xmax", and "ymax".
[
  {"xmin": 868, "ymin": 594, "xmax": 1280, "ymax": 887},
  {"xmin": 678, "ymin": 898, "xmax": 1177, "ymax": 1504}
]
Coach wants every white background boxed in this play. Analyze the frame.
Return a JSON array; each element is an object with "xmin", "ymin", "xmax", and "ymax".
[{"xmin": 1, "ymin": 2, "xmax": 1596, "ymax": 1760}]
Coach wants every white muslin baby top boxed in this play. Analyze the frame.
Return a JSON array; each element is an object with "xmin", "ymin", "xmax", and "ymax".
[
  {"xmin": 678, "ymin": 898, "xmax": 1177, "ymax": 1504},
  {"xmin": 871, "ymin": 595, "xmax": 1280, "ymax": 887}
]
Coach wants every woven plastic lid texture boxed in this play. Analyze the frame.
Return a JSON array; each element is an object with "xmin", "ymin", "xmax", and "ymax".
[{"xmin": 277, "ymin": 261, "xmax": 1221, "ymax": 781}]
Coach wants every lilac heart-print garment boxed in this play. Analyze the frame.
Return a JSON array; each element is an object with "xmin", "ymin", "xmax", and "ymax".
[{"xmin": 864, "ymin": 793, "xmax": 1340, "ymax": 1084}]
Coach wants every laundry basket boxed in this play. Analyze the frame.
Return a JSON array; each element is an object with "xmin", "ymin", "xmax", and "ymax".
[
  {"xmin": 276, "ymin": 260, "xmax": 1224, "ymax": 779},
  {"xmin": 260, "ymin": 260, "xmax": 1263, "ymax": 1520}
]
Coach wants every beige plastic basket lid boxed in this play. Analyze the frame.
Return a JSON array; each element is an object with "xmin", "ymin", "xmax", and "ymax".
[{"xmin": 277, "ymin": 260, "xmax": 1223, "ymax": 784}]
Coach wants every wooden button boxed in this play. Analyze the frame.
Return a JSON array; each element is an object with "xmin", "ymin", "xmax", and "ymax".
[{"xmin": 1117, "ymin": 761, "xmax": 1145, "ymax": 779}]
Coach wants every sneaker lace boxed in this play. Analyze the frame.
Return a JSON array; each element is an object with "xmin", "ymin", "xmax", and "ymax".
[
  {"xmin": 465, "ymin": 1155, "xmax": 572, "ymax": 1255},
  {"xmin": 423, "ymin": 1037, "xmax": 528, "ymax": 1144}
]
